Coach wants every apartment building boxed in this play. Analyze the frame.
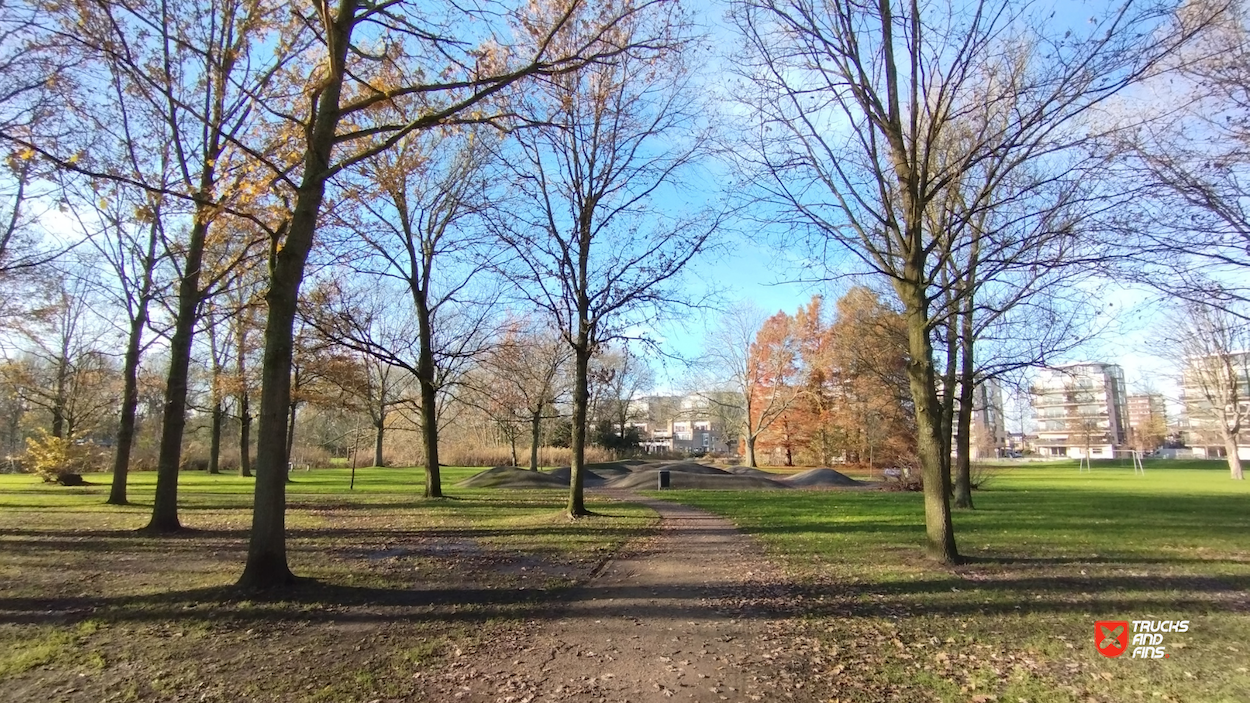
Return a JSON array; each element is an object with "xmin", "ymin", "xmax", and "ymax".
[
  {"xmin": 1031, "ymin": 362, "xmax": 1128, "ymax": 458},
  {"xmin": 967, "ymin": 379, "xmax": 1007, "ymax": 459},
  {"xmin": 633, "ymin": 393, "xmax": 739, "ymax": 455},
  {"xmin": 1181, "ymin": 351, "xmax": 1250, "ymax": 460},
  {"xmin": 1125, "ymin": 393, "xmax": 1167, "ymax": 451}
]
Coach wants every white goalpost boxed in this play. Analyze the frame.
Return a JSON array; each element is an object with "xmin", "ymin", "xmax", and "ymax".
[
  {"xmin": 1077, "ymin": 449, "xmax": 1145, "ymax": 475},
  {"xmin": 1120, "ymin": 449, "xmax": 1146, "ymax": 475}
]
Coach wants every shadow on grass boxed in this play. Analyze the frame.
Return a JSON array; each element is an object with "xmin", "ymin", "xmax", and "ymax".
[
  {"xmin": 0, "ymin": 521, "xmax": 680, "ymax": 548},
  {"xmin": 1, "ymin": 568, "xmax": 1246, "ymax": 628},
  {"xmin": 959, "ymin": 554, "xmax": 1250, "ymax": 566}
]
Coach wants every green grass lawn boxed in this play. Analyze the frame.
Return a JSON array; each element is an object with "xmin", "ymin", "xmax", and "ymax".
[
  {"xmin": 3, "ymin": 461, "xmax": 1248, "ymax": 702},
  {"xmin": 0, "ymin": 466, "xmax": 656, "ymax": 702},
  {"xmin": 655, "ymin": 461, "xmax": 1250, "ymax": 703}
]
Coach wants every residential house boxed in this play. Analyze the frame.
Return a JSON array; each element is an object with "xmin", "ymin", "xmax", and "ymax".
[{"xmin": 633, "ymin": 393, "xmax": 740, "ymax": 455}]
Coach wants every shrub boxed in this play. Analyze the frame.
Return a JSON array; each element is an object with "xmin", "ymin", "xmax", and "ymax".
[
  {"xmin": 970, "ymin": 461, "xmax": 997, "ymax": 490},
  {"xmin": 591, "ymin": 420, "xmax": 641, "ymax": 451},
  {"xmin": 437, "ymin": 444, "xmax": 614, "ymax": 468},
  {"xmin": 290, "ymin": 445, "xmax": 333, "ymax": 469},
  {"xmin": 23, "ymin": 431, "xmax": 106, "ymax": 484}
]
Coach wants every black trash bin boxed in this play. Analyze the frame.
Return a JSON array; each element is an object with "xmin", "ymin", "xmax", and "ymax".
[{"xmin": 658, "ymin": 469, "xmax": 671, "ymax": 489}]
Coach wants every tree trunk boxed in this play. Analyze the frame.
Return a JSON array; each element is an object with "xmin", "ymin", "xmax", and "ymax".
[
  {"xmin": 568, "ymin": 342, "xmax": 591, "ymax": 516},
  {"xmin": 108, "ymin": 215, "xmax": 160, "ymax": 504},
  {"xmin": 529, "ymin": 404, "xmax": 542, "ymax": 471},
  {"xmin": 286, "ymin": 402, "xmax": 298, "ymax": 462},
  {"xmin": 420, "ymin": 380, "xmax": 440, "ymax": 497},
  {"xmin": 208, "ymin": 401, "xmax": 222, "ymax": 474},
  {"xmin": 50, "ymin": 355, "xmax": 68, "ymax": 439},
  {"xmin": 953, "ymin": 225, "xmax": 982, "ymax": 508},
  {"xmin": 108, "ymin": 310, "xmax": 148, "ymax": 505},
  {"xmin": 239, "ymin": 391, "xmax": 252, "ymax": 477},
  {"xmin": 509, "ymin": 433, "xmax": 518, "ymax": 467},
  {"xmin": 897, "ymin": 278, "xmax": 960, "ymax": 564},
  {"xmin": 238, "ymin": 0, "xmax": 357, "ymax": 591},
  {"xmin": 238, "ymin": 257, "xmax": 302, "ymax": 589},
  {"xmin": 1223, "ymin": 432, "xmax": 1244, "ymax": 480},
  {"xmin": 953, "ymin": 299, "xmax": 976, "ymax": 509},
  {"xmin": 145, "ymin": 215, "xmax": 210, "ymax": 533},
  {"xmin": 207, "ymin": 316, "xmax": 224, "ymax": 476},
  {"xmin": 746, "ymin": 433, "xmax": 757, "ymax": 468},
  {"xmin": 413, "ymin": 290, "xmax": 442, "ymax": 498},
  {"xmin": 6, "ymin": 409, "xmax": 20, "ymax": 456},
  {"xmin": 939, "ymin": 301, "xmax": 958, "ymax": 497},
  {"xmin": 372, "ymin": 416, "xmax": 385, "ymax": 468},
  {"xmin": 237, "ymin": 305, "xmax": 253, "ymax": 478}
]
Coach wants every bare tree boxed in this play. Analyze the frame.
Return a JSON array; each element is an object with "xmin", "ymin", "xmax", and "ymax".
[
  {"xmin": 475, "ymin": 321, "xmax": 572, "ymax": 471},
  {"xmin": 224, "ymin": 280, "xmax": 264, "ymax": 478},
  {"xmin": 349, "ymin": 354, "xmax": 412, "ymax": 468},
  {"xmin": 0, "ymin": 155, "xmax": 68, "ymax": 312},
  {"xmin": 214, "ymin": 0, "xmax": 687, "ymax": 590},
  {"xmin": 286, "ymin": 318, "xmax": 347, "ymax": 465},
  {"xmin": 0, "ymin": 2, "xmax": 79, "ymax": 299},
  {"xmin": 330, "ymin": 125, "xmax": 499, "ymax": 497},
  {"xmin": 24, "ymin": 0, "xmax": 278, "ymax": 532},
  {"xmin": 3, "ymin": 274, "xmax": 117, "ymax": 441},
  {"xmin": 60, "ymin": 174, "xmax": 171, "ymax": 504},
  {"xmin": 730, "ymin": 0, "xmax": 1205, "ymax": 563},
  {"xmin": 0, "ymin": 2, "xmax": 68, "ymax": 136},
  {"xmin": 204, "ymin": 300, "xmax": 228, "ymax": 475},
  {"xmin": 698, "ymin": 302, "xmax": 800, "ymax": 467},
  {"xmin": 925, "ymin": 125, "xmax": 1112, "ymax": 509},
  {"xmin": 1170, "ymin": 302, "xmax": 1249, "ymax": 479},
  {"xmin": 497, "ymin": 3, "xmax": 721, "ymax": 515},
  {"xmin": 306, "ymin": 265, "xmax": 489, "ymax": 467},
  {"xmin": 1111, "ymin": 0, "xmax": 1250, "ymax": 314},
  {"xmin": 590, "ymin": 345, "xmax": 655, "ymax": 440}
]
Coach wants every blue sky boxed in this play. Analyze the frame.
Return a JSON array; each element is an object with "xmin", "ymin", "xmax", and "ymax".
[{"xmin": 641, "ymin": 0, "xmax": 1196, "ymax": 417}]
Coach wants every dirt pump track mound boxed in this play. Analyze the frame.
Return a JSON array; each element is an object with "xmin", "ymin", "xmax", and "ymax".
[
  {"xmin": 606, "ymin": 469, "xmax": 789, "ymax": 491},
  {"xmin": 782, "ymin": 467, "xmax": 865, "ymax": 488},
  {"xmin": 458, "ymin": 461, "xmax": 876, "ymax": 491},
  {"xmin": 456, "ymin": 465, "xmax": 571, "ymax": 489}
]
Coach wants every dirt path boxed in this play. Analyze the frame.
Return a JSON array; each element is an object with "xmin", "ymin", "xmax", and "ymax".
[{"xmin": 415, "ymin": 494, "xmax": 824, "ymax": 703}]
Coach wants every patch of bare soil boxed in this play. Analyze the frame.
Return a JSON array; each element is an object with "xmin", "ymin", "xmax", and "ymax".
[
  {"xmin": 0, "ymin": 495, "xmax": 653, "ymax": 703},
  {"xmin": 412, "ymin": 493, "xmax": 824, "ymax": 702}
]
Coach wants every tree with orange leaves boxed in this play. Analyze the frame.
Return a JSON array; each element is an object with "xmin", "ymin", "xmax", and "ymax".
[
  {"xmin": 749, "ymin": 291, "xmax": 914, "ymax": 468},
  {"xmin": 824, "ymin": 288, "xmax": 915, "ymax": 469},
  {"xmin": 744, "ymin": 309, "xmax": 802, "ymax": 466}
]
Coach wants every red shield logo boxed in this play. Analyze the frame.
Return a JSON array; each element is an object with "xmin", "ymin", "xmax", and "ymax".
[{"xmin": 1096, "ymin": 620, "xmax": 1129, "ymax": 657}]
